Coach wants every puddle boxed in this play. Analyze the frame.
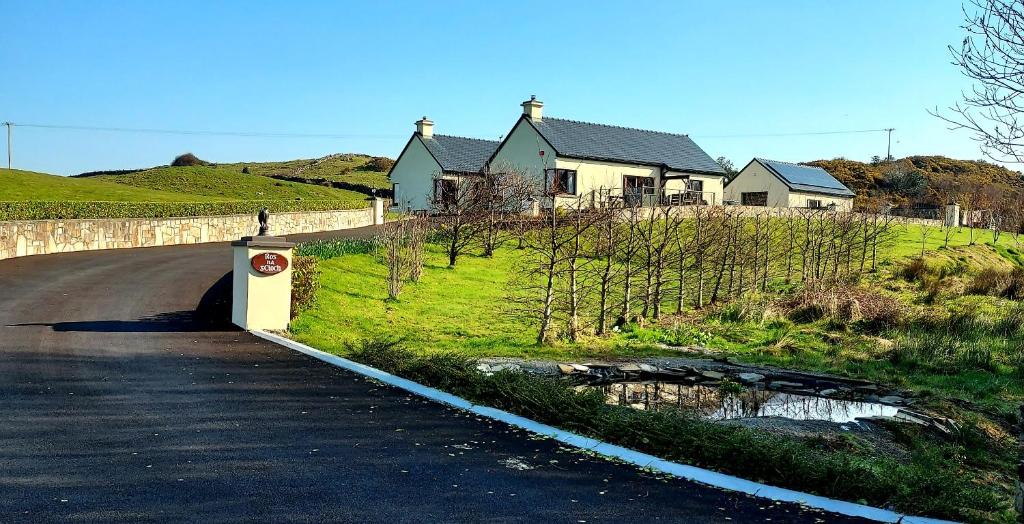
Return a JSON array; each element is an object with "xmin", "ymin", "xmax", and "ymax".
[{"xmin": 585, "ymin": 382, "xmax": 900, "ymax": 423}]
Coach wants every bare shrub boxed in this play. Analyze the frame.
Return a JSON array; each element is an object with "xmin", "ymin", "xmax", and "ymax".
[
  {"xmin": 967, "ymin": 266, "xmax": 1024, "ymax": 298},
  {"xmin": 782, "ymin": 282, "xmax": 902, "ymax": 331},
  {"xmin": 899, "ymin": 258, "xmax": 931, "ymax": 282}
]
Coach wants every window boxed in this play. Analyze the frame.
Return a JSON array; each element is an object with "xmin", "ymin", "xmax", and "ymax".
[
  {"xmin": 391, "ymin": 183, "xmax": 400, "ymax": 205},
  {"xmin": 545, "ymin": 169, "xmax": 576, "ymax": 195},
  {"xmin": 807, "ymin": 199, "xmax": 823, "ymax": 209},
  {"xmin": 687, "ymin": 179, "xmax": 704, "ymax": 193},
  {"xmin": 433, "ymin": 178, "xmax": 458, "ymax": 208},
  {"xmin": 741, "ymin": 191, "xmax": 768, "ymax": 206}
]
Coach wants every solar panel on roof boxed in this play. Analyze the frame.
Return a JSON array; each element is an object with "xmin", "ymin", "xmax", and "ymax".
[{"xmin": 762, "ymin": 160, "xmax": 849, "ymax": 191}]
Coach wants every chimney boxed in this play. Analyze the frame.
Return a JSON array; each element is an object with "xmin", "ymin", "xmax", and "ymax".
[
  {"xmin": 415, "ymin": 116, "xmax": 434, "ymax": 139},
  {"xmin": 521, "ymin": 95, "xmax": 543, "ymax": 122}
]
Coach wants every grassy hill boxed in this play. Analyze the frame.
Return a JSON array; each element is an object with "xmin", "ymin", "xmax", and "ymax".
[
  {"xmin": 0, "ymin": 168, "xmax": 219, "ymax": 201},
  {"xmin": 0, "ymin": 167, "xmax": 369, "ymax": 220},
  {"xmin": 231, "ymin": 154, "xmax": 392, "ymax": 192},
  {"xmin": 805, "ymin": 155, "xmax": 1024, "ymax": 209},
  {"xmin": 89, "ymin": 165, "xmax": 368, "ymax": 201}
]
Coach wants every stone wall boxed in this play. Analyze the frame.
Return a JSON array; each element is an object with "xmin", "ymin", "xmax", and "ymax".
[{"xmin": 0, "ymin": 207, "xmax": 374, "ymax": 261}]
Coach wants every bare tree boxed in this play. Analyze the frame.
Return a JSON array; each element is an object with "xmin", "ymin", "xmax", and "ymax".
[
  {"xmin": 429, "ymin": 174, "xmax": 485, "ymax": 267},
  {"xmin": 478, "ymin": 162, "xmax": 538, "ymax": 257},
  {"xmin": 933, "ymin": 0, "xmax": 1024, "ymax": 162},
  {"xmin": 407, "ymin": 218, "xmax": 427, "ymax": 282},
  {"xmin": 379, "ymin": 221, "xmax": 407, "ymax": 300}
]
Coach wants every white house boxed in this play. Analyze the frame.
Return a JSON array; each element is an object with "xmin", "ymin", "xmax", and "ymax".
[
  {"xmin": 488, "ymin": 97, "xmax": 728, "ymax": 208},
  {"xmin": 388, "ymin": 117, "xmax": 499, "ymax": 211},
  {"xmin": 725, "ymin": 158, "xmax": 855, "ymax": 211}
]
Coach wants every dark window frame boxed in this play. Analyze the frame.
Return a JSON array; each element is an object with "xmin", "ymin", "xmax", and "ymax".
[
  {"xmin": 741, "ymin": 191, "xmax": 768, "ymax": 206},
  {"xmin": 544, "ymin": 168, "xmax": 577, "ymax": 195},
  {"xmin": 433, "ymin": 178, "xmax": 458, "ymax": 208}
]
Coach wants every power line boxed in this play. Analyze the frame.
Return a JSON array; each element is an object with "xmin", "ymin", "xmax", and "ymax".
[
  {"xmin": 693, "ymin": 128, "xmax": 894, "ymax": 139},
  {"xmin": 7, "ymin": 122, "xmax": 403, "ymax": 140}
]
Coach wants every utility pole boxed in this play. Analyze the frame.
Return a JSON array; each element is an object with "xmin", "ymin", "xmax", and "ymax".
[
  {"xmin": 3, "ymin": 122, "xmax": 11, "ymax": 169},
  {"xmin": 885, "ymin": 128, "xmax": 895, "ymax": 161}
]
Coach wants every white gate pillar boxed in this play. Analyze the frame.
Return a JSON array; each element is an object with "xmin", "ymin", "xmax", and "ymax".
[{"xmin": 231, "ymin": 234, "xmax": 295, "ymax": 331}]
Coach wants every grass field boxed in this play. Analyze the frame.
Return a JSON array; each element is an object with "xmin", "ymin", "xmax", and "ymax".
[
  {"xmin": 0, "ymin": 168, "xmax": 220, "ymax": 201},
  {"xmin": 91, "ymin": 165, "xmax": 368, "ymax": 201}
]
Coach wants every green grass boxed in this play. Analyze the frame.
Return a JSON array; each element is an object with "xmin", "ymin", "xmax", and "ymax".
[
  {"xmin": 291, "ymin": 244, "xmax": 552, "ymax": 356},
  {"xmin": 91, "ymin": 165, "xmax": 368, "ymax": 201},
  {"xmin": 890, "ymin": 223, "xmax": 1023, "ymax": 265},
  {"xmin": 0, "ymin": 168, "xmax": 218, "ymax": 201}
]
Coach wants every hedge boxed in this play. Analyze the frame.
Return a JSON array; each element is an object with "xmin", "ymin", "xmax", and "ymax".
[{"xmin": 0, "ymin": 199, "xmax": 369, "ymax": 221}]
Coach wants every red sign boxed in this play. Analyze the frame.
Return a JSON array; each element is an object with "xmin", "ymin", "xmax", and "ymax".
[{"xmin": 251, "ymin": 252, "xmax": 288, "ymax": 275}]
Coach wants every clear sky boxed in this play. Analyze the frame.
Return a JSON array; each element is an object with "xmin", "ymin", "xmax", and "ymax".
[{"xmin": 0, "ymin": 0, "xmax": 990, "ymax": 176}]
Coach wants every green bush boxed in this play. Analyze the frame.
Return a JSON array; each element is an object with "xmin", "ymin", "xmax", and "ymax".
[
  {"xmin": 0, "ymin": 199, "xmax": 367, "ymax": 220},
  {"xmin": 171, "ymin": 152, "xmax": 208, "ymax": 167},
  {"xmin": 346, "ymin": 339, "xmax": 1001, "ymax": 521},
  {"xmin": 364, "ymin": 156, "xmax": 395, "ymax": 172},
  {"xmin": 290, "ymin": 255, "xmax": 320, "ymax": 318}
]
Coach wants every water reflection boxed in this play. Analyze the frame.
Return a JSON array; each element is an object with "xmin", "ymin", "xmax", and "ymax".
[{"xmin": 587, "ymin": 382, "xmax": 900, "ymax": 423}]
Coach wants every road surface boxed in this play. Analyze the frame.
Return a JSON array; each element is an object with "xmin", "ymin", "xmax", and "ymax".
[{"xmin": 0, "ymin": 227, "xmax": 864, "ymax": 523}]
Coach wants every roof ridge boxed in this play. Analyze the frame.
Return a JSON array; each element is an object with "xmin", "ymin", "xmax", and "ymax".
[
  {"xmin": 756, "ymin": 157, "xmax": 826, "ymax": 170},
  {"xmin": 431, "ymin": 133, "xmax": 500, "ymax": 144},
  {"xmin": 544, "ymin": 116, "xmax": 691, "ymax": 138}
]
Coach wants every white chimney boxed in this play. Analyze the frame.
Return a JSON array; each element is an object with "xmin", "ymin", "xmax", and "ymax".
[
  {"xmin": 521, "ymin": 95, "xmax": 543, "ymax": 121},
  {"xmin": 415, "ymin": 116, "xmax": 434, "ymax": 139}
]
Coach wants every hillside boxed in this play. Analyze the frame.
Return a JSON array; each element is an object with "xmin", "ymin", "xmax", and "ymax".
[
  {"xmin": 0, "ymin": 168, "xmax": 220, "ymax": 202},
  {"xmin": 226, "ymin": 154, "xmax": 392, "ymax": 191},
  {"xmin": 79, "ymin": 154, "xmax": 392, "ymax": 195},
  {"xmin": 90, "ymin": 165, "xmax": 368, "ymax": 201},
  {"xmin": 805, "ymin": 155, "xmax": 1024, "ymax": 210}
]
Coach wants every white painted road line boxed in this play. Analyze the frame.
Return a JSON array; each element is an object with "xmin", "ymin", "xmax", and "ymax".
[{"xmin": 253, "ymin": 330, "xmax": 956, "ymax": 524}]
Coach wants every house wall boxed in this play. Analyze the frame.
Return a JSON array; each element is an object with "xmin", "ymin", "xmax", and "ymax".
[
  {"xmin": 788, "ymin": 191, "xmax": 854, "ymax": 211},
  {"xmin": 389, "ymin": 136, "xmax": 443, "ymax": 211},
  {"xmin": 554, "ymin": 157, "xmax": 660, "ymax": 206},
  {"xmin": 0, "ymin": 207, "xmax": 375, "ymax": 261},
  {"xmin": 724, "ymin": 161, "xmax": 791, "ymax": 207},
  {"xmin": 490, "ymin": 118, "xmax": 555, "ymax": 186}
]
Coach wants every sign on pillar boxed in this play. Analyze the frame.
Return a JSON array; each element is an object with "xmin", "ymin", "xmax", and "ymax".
[{"xmin": 231, "ymin": 233, "xmax": 295, "ymax": 331}]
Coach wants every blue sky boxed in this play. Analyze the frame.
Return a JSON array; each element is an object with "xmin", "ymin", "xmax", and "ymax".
[{"xmin": 0, "ymin": 1, "xmax": 989, "ymax": 176}]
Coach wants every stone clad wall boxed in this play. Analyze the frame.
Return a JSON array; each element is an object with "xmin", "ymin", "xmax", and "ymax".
[{"xmin": 0, "ymin": 207, "xmax": 374, "ymax": 261}]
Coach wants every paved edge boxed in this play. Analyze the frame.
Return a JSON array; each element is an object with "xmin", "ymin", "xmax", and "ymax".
[{"xmin": 252, "ymin": 330, "xmax": 954, "ymax": 524}]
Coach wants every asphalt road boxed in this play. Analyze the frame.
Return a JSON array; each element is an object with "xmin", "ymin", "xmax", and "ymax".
[{"xmin": 0, "ymin": 227, "xmax": 866, "ymax": 523}]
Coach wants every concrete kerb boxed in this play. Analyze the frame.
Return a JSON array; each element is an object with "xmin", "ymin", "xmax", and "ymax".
[{"xmin": 251, "ymin": 329, "xmax": 955, "ymax": 524}]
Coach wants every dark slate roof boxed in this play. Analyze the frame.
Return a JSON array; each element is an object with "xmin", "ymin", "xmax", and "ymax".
[
  {"xmin": 422, "ymin": 134, "xmax": 499, "ymax": 173},
  {"xmin": 756, "ymin": 158, "xmax": 855, "ymax": 197},
  {"xmin": 528, "ymin": 117, "xmax": 726, "ymax": 175}
]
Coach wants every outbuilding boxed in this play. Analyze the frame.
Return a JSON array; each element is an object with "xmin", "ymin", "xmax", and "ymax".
[{"xmin": 725, "ymin": 158, "xmax": 855, "ymax": 211}]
